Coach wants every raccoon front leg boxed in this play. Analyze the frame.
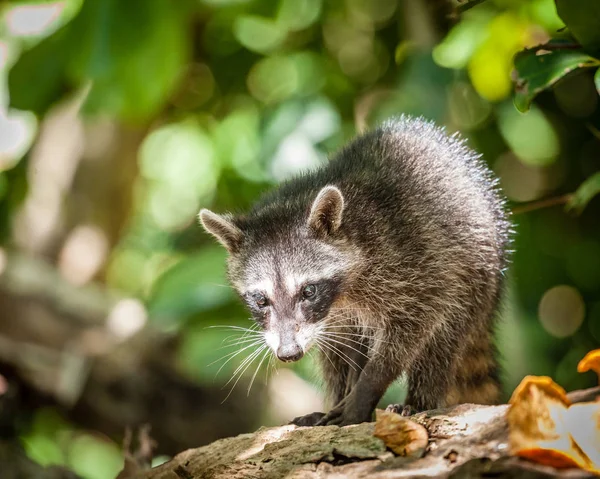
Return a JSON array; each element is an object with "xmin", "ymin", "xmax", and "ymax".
[
  {"xmin": 290, "ymin": 347, "xmax": 350, "ymax": 426},
  {"xmin": 317, "ymin": 361, "xmax": 399, "ymax": 426},
  {"xmin": 323, "ymin": 345, "xmax": 355, "ymax": 405},
  {"xmin": 290, "ymin": 334, "xmax": 369, "ymax": 427},
  {"xmin": 317, "ymin": 333, "xmax": 402, "ymax": 426}
]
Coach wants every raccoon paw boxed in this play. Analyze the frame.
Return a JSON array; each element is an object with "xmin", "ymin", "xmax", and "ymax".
[
  {"xmin": 316, "ymin": 399, "xmax": 372, "ymax": 426},
  {"xmin": 290, "ymin": 411, "xmax": 326, "ymax": 427},
  {"xmin": 385, "ymin": 404, "xmax": 416, "ymax": 417}
]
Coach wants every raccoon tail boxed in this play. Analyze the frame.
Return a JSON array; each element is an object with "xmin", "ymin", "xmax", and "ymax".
[{"xmin": 445, "ymin": 328, "xmax": 502, "ymax": 406}]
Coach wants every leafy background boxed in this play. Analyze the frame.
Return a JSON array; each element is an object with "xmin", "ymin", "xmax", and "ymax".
[{"xmin": 0, "ymin": 0, "xmax": 599, "ymax": 477}]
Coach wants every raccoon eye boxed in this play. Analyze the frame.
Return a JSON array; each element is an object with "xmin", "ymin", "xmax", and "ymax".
[
  {"xmin": 255, "ymin": 294, "xmax": 268, "ymax": 308},
  {"xmin": 302, "ymin": 284, "xmax": 317, "ymax": 299}
]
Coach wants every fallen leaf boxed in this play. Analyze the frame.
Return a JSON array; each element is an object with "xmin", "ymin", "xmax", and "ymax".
[
  {"xmin": 577, "ymin": 349, "xmax": 600, "ymax": 384},
  {"xmin": 509, "ymin": 375, "xmax": 571, "ymax": 406},
  {"xmin": 507, "ymin": 376, "xmax": 591, "ymax": 470},
  {"xmin": 564, "ymin": 402, "xmax": 600, "ymax": 473},
  {"xmin": 373, "ymin": 409, "xmax": 428, "ymax": 458}
]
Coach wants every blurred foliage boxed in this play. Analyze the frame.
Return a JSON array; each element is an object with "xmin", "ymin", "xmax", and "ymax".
[
  {"xmin": 20, "ymin": 408, "xmax": 123, "ymax": 479},
  {"xmin": 1, "ymin": 0, "xmax": 600, "ymax": 476}
]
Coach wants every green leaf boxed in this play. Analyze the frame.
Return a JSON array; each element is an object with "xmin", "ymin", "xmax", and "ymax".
[
  {"xmin": 277, "ymin": 0, "xmax": 322, "ymax": 32},
  {"xmin": 513, "ymin": 47, "xmax": 600, "ymax": 112},
  {"xmin": 566, "ymin": 172, "xmax": 600, "ymax": 215},
  {"xmin": 148, "ymin": 247, "xmax": 234, "ymax": 320},
  {"xmin": 68, "ymin": 434, "xmax": 123, "ymax": 479},
  {"xmin": 555, "ymin": 0, "xmax": 600, "ymax": 53},
  {"xmin": 68, "ymin": 0, "xmax": 190, "ymax": 122},
  {"xmin": 8, "ymin": 0, "xmax": 190, "ymax": 122},
  {"xmin": 8, "ymin": 26, "xmax": 73, "ymax": 115},
  {"xmin": 233, "ymin": 15, "xmax": 286, "ymax": 54},
  {"xmin": 595, "ymin": 68, "xmax": 600, "ymax": 95}
]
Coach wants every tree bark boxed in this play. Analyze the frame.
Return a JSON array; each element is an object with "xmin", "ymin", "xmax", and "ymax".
[{"xmin": 132, "ymin": 387, "xmax": 600, "ymax": 479}]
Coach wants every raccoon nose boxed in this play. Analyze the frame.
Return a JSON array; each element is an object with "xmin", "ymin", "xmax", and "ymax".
[{"xmin": 277, "ymin": 344, "xmax": 304, "ymax": 362}]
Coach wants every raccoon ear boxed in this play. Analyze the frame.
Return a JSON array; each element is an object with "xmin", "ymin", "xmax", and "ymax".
[
  {"xmin": 308, "ymin": 185, "xmax": 345, "ymax": 236},
  {"xmin": 199, "ymin": 209, "xmax": 243, "ymax": 253}
]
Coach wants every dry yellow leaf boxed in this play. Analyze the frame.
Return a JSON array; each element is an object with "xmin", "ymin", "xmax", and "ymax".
[
  {"xmin": 509, "ymin": 375, "xmax": 570, "ymax": 406},
  {"xmin": 373, "ymin": 409, "xmax": 428, "ymax": 458},
  {"xmin": 507, "ymin": 375, "xmax": 592, "ymax": 470},
  {"xmin": 578, "ymin": 349, "xmax": 600, "ymax": 384},
  {"xmin": 564, "ymin": 402, "xmax": 600, "ymax": 473}
]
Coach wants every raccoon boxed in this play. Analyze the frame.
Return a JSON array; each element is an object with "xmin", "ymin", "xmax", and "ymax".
[{"xmin": 199, "ymin": 116, "xmax": 511, "ymax": 427}]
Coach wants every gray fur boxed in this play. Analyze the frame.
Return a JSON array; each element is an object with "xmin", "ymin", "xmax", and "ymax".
[{"xmin": 200, "ymin": 116, "xmax": 512, "ymax": 426}]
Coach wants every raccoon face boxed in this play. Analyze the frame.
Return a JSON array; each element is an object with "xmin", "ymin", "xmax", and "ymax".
[
  {"xmin": 235, "ymin": 237, "xmax": 348, "ymax": 362},
  {"xmin": 200, "ymin": 186, "xmax": 351, "ymax": 362}
]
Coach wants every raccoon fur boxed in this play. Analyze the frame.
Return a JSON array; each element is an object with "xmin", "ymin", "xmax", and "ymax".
[{"xmin": 199, "ymin": 116, "xmax": 511, "ymax": 427}]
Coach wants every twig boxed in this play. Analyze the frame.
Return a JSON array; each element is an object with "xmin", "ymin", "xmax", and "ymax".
[
  {"xmin": 585, "ymin": 122, "xmax": 600, "ymax": 141},
  {"xmin": 456, "ymin": 0, "xmax": 488, "ymax": 14},
  {"xmin": 354, "ymin": 89, "xmax": 394, "ymax": 134},
  {"xmin": 534, "ymin": 43, "xmax": 582, "ymax": 51},
  {"xmin": 511, "ymin": 193, "xmax": 573, "ymax": 215}
]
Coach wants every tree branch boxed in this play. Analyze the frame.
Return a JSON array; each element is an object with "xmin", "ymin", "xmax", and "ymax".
[
  {"xmin": 511, "ymin": 194, "xmax": 573, "ymax": 215},
  {"xmin": 456, "ymin": 0, "xmax": 488, "ymax": 14},
  {"xmin": 132, "ymin": 386, "xmax": 600, "ymax": 479}
]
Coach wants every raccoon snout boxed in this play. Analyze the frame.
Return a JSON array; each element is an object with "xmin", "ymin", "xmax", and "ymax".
[{"xmin": 276, "ymin": 343, "xmax": 304, "ymax": 362}]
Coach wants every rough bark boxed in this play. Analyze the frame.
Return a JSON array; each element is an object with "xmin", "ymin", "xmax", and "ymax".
[{"xmin": 132, "ymin": 387, "xmax": 600, "ymax": 479}]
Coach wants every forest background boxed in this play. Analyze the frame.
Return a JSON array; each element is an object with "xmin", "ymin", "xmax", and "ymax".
[{"xmin": 0, "ymin": 0, "xmax": 599, "ymax": 477}]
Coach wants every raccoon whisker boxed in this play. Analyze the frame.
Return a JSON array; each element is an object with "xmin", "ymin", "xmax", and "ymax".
[
  {"xmin": 319, "ymin": 327, "xmax": 374, "ymax": 342},
  {"xmin": 223, "ymin": 344, "xmax": 266, "ymax": 390},
  {"xmin": 323, "ymin": 323, "xmax": 383, "ymax": 330},
  {"xmin": 318, "ymin": 334, "xmax": 372, "ymax": 361},
  {"xmin": 324, "ymin": 311, "xmax": 365, "ymax": 318},
  {"xmin": 319, "ymin": 341, "xmax": 360, "ymax": 373},
  {"xmin": 214, "ymin": 345, "xmax": 261, "ymax": 380},
  {"xmin": 221, "ymin": 329, "xmax": 264, "ymax": 342},
  {"xmin": 221, "ymin": 326, "xmax": 261, "ymax": 337},
  {"xmin": 329, "ymin": 309, "xmax": 376, "ymax": 321},
  {"xmin": 210, "ymin": 339, "xmax": 265, "ymax": 374},
  {"xmin": 320, "ymin": 322, "xmax": 385, "ymax": 335},
  {"xmin": 222, "ymin": 337, "xmax": 264, "ymax": 348},
  {"xmin": 315, "ymin": 341, "xmax": 341, "ymax": 375},
  {"xmin": 237, "ymin": 325, "xmax": 263, "ymax": 342},
  {"xmin": 324, "ymin": 325, "xmax": 385, "ymax": 335},
  {"xmin": 267, "ymin": 353, "xmax": 277, "ymax": 381},
  {"xmin": 320, "ymin": 330, "xmax": 393, "ymax": 345},
  {"xmin": 315, "ymin": 337, "xmax": 361, "ymax": 372},
  {"xmin": 207, "ymin": 325, "xmax": 259, "ymax": 333},
  {"xmin": 207, "ymin": 282, "xmax": 236, "ymax": 289},
  {"xmin": 323, "ymin": 317, "xmax": 382, "ymax": 327},
  {"xmin": 210, "ymin": 339, "xmax": 263, "ymax": 367},
  {"xmin": 221, "ymin": 345, "xmax": 267, "ymax": 403},
  {"xmin": 217, "ymin": 337, "xmax": 263, "ymax": 351},
  {"xmin": 320, "ymin": 329, "xmax": 378, "ymax": 338},
  {"xmin": 319, "ymin": 333, "xmax": 376, "ymax": 353},
  {"xmin": 327, "ymin": 309, "xmax": 373, "ymax": 317},
  {"xmin": 315, "ymin": 338, "xmax": 355, "ymax": 372},
  {"xmin": 228, "ymin": 343, "xmax": 266, "ymax": 381},
  {"xmin": 247, "ymin": 348, "xmax": 271, "ymax": 396},
  {"xmin": 221, "ymin": 336, "xmax": 264, "ymax": 348}
]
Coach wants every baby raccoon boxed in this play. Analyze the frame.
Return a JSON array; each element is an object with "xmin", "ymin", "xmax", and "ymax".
[{"xmin": 200, "ymin": 116, "xmax": 511, "ymax": 427}]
